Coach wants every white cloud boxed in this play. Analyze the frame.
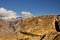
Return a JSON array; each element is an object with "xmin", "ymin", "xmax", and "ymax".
[
  {"xmin": 0, "ymin": 7, "xmax": 17, "ymax": 19},
  {"xmin": 21, "ymin": 11, "xmax": 32, "ymax": 17}
]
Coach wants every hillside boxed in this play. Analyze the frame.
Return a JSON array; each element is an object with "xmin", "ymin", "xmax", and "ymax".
[{"xmin": 0, "ymin": 15, "xmax": 60, "ymax": 40}]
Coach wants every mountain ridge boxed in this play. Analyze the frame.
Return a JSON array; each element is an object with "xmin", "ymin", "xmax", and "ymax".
[{"xmin": 0, "ymin": 15, "xmax": 60, "ymax": 40}]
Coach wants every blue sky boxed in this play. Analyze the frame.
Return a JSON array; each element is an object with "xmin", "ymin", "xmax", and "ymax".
[{"xmin": 0, "ymin": 0, "xmax": 60, "ymax": 16}]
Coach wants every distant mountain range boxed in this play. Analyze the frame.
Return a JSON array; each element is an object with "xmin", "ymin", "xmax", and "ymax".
[{"xmin": 0, "ymin": 17, "xmax": 22, "ymax": 34}]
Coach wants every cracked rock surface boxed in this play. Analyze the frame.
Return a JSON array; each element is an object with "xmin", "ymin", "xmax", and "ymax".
[{"xmin": 0, "ymin": 15, "xmax": 60, "ymax": 40}]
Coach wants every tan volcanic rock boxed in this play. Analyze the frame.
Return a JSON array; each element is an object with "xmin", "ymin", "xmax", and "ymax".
[{"xmin": 20, "ymin": 15, "xmax": 57, "ymax": 35}]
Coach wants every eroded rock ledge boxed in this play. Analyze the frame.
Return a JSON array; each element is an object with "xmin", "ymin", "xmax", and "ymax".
[{"xmin": 0, "ymin": 15, "xmax": 60, "ymax": 40}]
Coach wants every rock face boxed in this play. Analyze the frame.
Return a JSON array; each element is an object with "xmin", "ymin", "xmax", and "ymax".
[
  {"xmin": 0, "ymin": 15, "xmax": 60, "ymax": 40},
  {"xmin": 20, "ymin": 15, "xmax": 57, "ymax": 35}
]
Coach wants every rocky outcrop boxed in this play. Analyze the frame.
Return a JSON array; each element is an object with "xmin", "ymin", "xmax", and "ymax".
[
  {"xmin": 0, "ymin": 15, "xmax": 60, "ymax": 40},
  {"xmin": 20, "ymin": 15, "xmax": 57, "ymax": 35},
  {"xmin": 19, "ymin": 15, "xmax": 60, "ymax": 40}
]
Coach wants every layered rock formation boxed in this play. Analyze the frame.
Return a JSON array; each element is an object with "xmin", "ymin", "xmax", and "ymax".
[{"xmin": 0, "ymin": 15, "xmax": 60, "ymax": 40}]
